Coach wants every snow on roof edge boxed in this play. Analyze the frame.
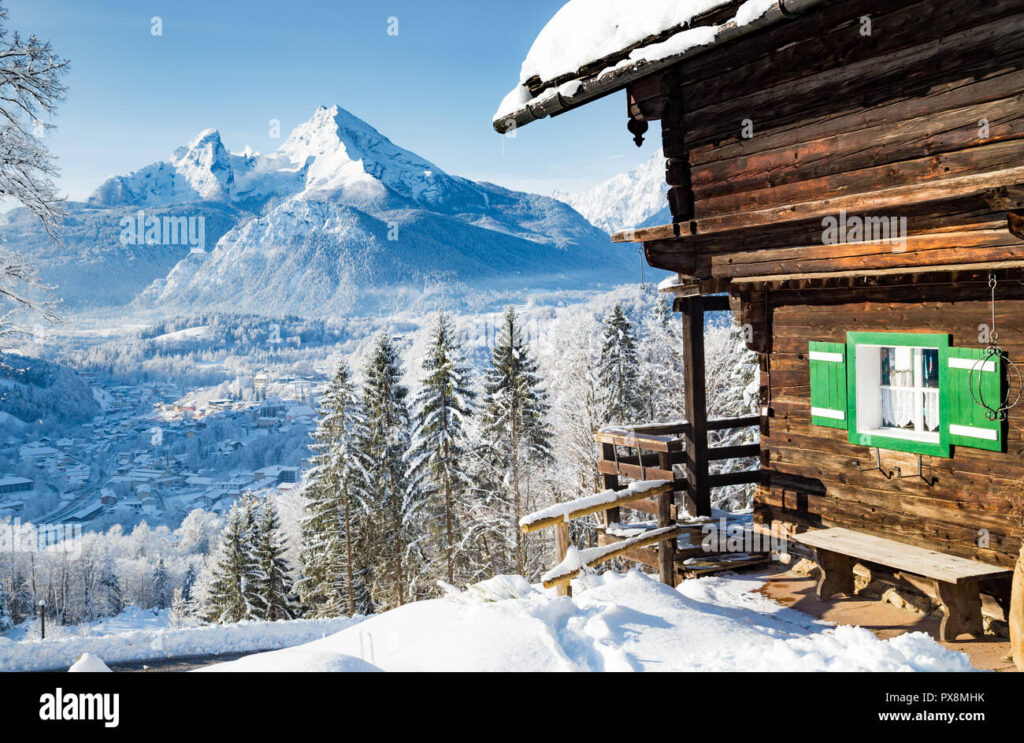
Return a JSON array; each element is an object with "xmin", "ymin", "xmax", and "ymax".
[{"xmin": 492, "ymin": 0, "xmax": 825, "ymax": 134}]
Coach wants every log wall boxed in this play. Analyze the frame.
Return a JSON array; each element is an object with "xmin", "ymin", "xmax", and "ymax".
[
  {"xmin": 643, "ymin": 0, "xmax": 1024, "ymax": 278},
  {"xmin": 755, "ymin": 279, "xmax": 1024, "ymax": 568}
]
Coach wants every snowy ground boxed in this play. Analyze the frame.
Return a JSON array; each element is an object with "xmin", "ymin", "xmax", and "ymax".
[
  {"xmin": 204, "ymin": 571, "xmax": 976, "ymax": 673},
  {"xmin": 0, "ymin": 608, "xmax": 359, "ymax": 671}
]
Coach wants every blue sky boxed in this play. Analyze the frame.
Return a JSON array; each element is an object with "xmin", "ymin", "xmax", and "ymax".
[{"xmin": 8, "ymin": 0, "xmax": 655, "ymax": 201}]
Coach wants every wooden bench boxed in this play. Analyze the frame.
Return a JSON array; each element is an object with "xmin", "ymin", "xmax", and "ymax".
[{"xmin": 794, "ymin": 527, "xmax": 1013, "ymax": 642}]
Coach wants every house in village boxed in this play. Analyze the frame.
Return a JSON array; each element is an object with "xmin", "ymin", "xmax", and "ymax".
[{"xmin": 496, "ymin": 0, "xmax": 1024, "ymax": 663}]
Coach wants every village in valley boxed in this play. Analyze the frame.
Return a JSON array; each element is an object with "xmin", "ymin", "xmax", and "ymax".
[{"xmin": 0, "ymin": 367, "xmax": 316, "ymax": 528}]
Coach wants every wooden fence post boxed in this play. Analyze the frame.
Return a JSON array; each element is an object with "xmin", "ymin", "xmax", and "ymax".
[
  {"xmin": 657, "ymin": 452, "xmax": 676, "ymax": 586},
  {"xmin": 555, "ymin": 521, "xmax": 571, "ymax": 597}
]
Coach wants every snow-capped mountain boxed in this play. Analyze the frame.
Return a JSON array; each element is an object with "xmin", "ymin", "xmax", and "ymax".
[
  {"xmin": 3, "ymin": 105, "xmax": 637, "ymax": 316},
  {"xmin": 553, "ymin": 149, "xmax": 670, "ymax": 234}
]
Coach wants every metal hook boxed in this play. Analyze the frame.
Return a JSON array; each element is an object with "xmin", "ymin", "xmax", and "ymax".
[
  {"xmin": 892, "ymin": 454, "xmax": 936, "ymax": 487},
  {"xmin": 854, "ymin": 448, "xmax": 893, "ymax": 479}
]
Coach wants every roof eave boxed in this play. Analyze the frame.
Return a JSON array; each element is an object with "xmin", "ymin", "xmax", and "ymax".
[{"xmin": 492, "ymin": 0, "xmax": 826, "ymax": 135}]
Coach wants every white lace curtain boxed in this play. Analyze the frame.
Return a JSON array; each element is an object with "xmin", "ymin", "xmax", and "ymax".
[
  {"xmin": 881, "ymin": 388, "xmax": 939, "ymax": 432},
  {"xmin": 881, "ymin": 387, "xmax": 914, "ymax": 428}
]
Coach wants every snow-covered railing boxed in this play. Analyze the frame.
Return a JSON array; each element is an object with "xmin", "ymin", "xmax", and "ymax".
[
  {"xmin": 540, "ymin": 526, "xmax": 683, "ymax": 589},
  {"xmin": 519, "ymin": 480, "xmax": 673, "ymax": 534}
]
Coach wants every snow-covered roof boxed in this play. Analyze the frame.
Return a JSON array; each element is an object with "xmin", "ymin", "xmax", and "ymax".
[{"xmin": 493, "ymin": 0, "xmax": 823, "ymax": 133}]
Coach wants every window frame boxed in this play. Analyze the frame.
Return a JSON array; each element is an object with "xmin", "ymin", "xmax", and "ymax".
[{"xmin": 846, "ymin": 331, "xmax": 952, "ymax": 458}]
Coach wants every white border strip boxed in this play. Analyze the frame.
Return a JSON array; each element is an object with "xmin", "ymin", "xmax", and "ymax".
[
  {"xmin": 812, "ymin": 407, "xmax": 846, "ymax": 420},
  {"xmin": 949, "ymin": 357, "xmax": 996, "ymax": 372},
  {"xmin": 809, "ymin": 351, "xmax": 844, "ymax": 363},
  {"xmin": 949, "ymin": 423, "xmax": 998, "ymax": 441}
]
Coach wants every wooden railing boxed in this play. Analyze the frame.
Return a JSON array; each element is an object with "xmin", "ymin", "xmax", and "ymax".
[
  {"xmin": 594, "ymin": 415, "xmax": 761, "ymax": 521},
  {"xmin": 519, "ymin": 415, "xmax": 764, "ymax": 597}
]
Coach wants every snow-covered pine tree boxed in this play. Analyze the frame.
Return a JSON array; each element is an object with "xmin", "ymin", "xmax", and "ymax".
[
  {"xmin": 202, "ymin": 501, "xmax": 260, "ymax": 624},
  {"xmin": 597, "ymin": 303, "xmax": 644, "ymax": 425},
  {"xmin": 169, "ymin": 587, "xmax": 190, "ymax": 628},
  {"xmin": 638, "ymin": 296, "xmax": 686, "ymax": 422},
  {"xmin": 251, "ymin": 501, "xmax": 298, "ymax": 621},
  {"xmin": 150, "ymin": 558, "xmax": 172, "ymax": 609},
  {"xmin": 0, "ymin": 579, "xmax": 13, "ymax": 632},
  {"xmin": 98, "ymin": 564, "xmax": 123, "ymax": 618},
  {"xmin": 180, "ymin": 563, "xmax": 197, "ymax": 606},
  {"xmin": 410, "ymin": 312, "xmax": 476, "ymax": 586},
  {"xmin": 481, "ymin": 306, "xmax": 553, "ymax": 575},
  {"xmin": 359, "ymin": 333, "xmax": 421, "ymax": 609},
  {"xmin": 298, "ymin": 359, "xmax": 373, "ymax": 618}
]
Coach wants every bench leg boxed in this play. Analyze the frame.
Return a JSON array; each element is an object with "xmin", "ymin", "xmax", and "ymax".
[
  {"xmin": 934, "ymin": 578, "xmax": 983, "ymax": 642},
  {"xmin": 815, "ymin": 549, "xmax": 856, "ymax": 600}
]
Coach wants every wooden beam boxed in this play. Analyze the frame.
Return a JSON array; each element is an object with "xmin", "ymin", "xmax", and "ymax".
[
  {"xmin": 708, "ymin": 443, "xmax": 762, "ymax": 461},
  {"xmin": 597, "ymin": 458, "xmax": 676, "ymax": 483},
  {"xmin": 543, "ymin": 526, "xmax": 683, "ymax": 588},
  {"xmin": 555, "ymin": 522, "xmax": 570, "ymax": 598},
  {"xmin": 592, "ymin": 430, "xmax": 683, "ymax": 452},
  {"xmin": 520, "ymin": 483, "xmax": 675, "ymax": 534},
  {"xmin": 708, "ymin": 470, "xmax": 763, "ymax": 487},
  {"xmin": 658, "ymin": 453, "xmax": 676, "ymax": 586},
  {"xmin": 596, "ymin": 533, "xmax": 661, "ymax": 568},
  {"xmin": 681, "ymin": 295, "xmax": 711, "ymax": 517},
  {"xmin": 1010, "ymin": 210, "xmax": 1024, "ymax": 240}
]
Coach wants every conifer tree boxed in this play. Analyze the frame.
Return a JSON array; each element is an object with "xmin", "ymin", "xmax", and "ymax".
[
  {"xmin": 359, "ymin": 333, "xmax": 420, "ymax": 609},
  {"xmin": 180, "ymin": 564, "xmax": 197, "ymax": 606},
  {"xmin": 639, "ymin": 296, "xmax": 686, "ymax": 421},
  {"xmin": 481, "ymin": 306, "xmax": 553, "ymax": 575},
  {"xmin": 150, "ymin": 558, "xmax": 172, "ymax": 609},
  {"xmin": 202, "ymin": 501, "xmax": 259, "ymax": 623},
  {"xmin": 410, "ymin": 312, "xmax": 475, "ymax": 585},
  {"xmin": 170, "ymin": 587, "xmax": 191, "ymax": 627},
  {"xmin": 251, "ymin": 501, "xmax": 297, "ymax": 621},
  {"xmin": 298, "ymin": 359, "xmax": 373, "ymax": 617},
  {"xmin": 0, "ymin": 580, "xmax": 13, "ymax": 632},
  {"xmin": 99, "ymin": 565, "xmax": 123, "ymax": 618},
  {"xmin": 597, "ymin": 303, "xmax": 643, "ymax": 425}
]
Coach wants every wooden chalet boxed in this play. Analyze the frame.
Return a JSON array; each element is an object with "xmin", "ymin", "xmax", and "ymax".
[{"xmin": 497, "ymin": 0, "xmax": 1024, "ymax": 649}]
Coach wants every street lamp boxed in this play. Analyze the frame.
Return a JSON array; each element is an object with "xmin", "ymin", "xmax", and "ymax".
[{"xmin": 38, "ymin": 600, "xmax": 45, "ymax": 640}]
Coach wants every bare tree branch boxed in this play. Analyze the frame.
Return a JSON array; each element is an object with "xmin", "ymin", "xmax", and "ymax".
[{"xmin": 0, "ymin": 4, "xmax": 69, "ymax": 348}]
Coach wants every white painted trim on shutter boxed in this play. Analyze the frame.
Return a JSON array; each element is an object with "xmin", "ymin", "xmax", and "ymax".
[
  {"xmin": 809, "ymin": 351, "xmax": 844, "ymax": 363},
  {"xmin": 948, "ymin": 423, "xmax": 998, "ymax": 441},
  {"xmin": 948, "ymin": 357, "xmax": 996, "ymax": 372},
  {"xmin": 811, "ymin": 407, "xmax": 846, "ymax": 420}
]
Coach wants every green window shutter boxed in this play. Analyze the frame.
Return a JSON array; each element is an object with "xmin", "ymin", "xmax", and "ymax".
[
  {"xmin": 944, "ymin": 347, "xmax": 1005, "ymax": 452},
  {"xmin": 809, "ymin": 341, "xmax": 848, "ymax": 429}
]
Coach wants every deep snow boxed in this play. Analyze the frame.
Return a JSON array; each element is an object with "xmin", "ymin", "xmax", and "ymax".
[{"xmin": 205, "ymin": 571, "xmax": 976, "ymax": 672}]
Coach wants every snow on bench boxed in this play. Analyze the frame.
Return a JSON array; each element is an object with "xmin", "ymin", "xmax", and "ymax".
[
  {"xmin": 519, "ymin": 480, "xmax": 671, "ymax": 533},
  {"xmin": 541, "ymin": 525, "xmax": 682, "ymax": 589}
]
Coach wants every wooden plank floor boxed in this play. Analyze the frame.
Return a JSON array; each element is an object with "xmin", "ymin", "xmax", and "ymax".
[{"xmin": 757, "ymin": 565, "xmax": 1017, "ymax": 672}]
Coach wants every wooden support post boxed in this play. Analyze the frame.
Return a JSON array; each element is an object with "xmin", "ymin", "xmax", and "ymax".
[
  {"xmin": 681, "ymin": 295, "xmax": 711, "ymax": 518},
  {"xmin": 657, "ymin": 452, "xmax": 677, "ymax": 586},
  {"xmin": 934, "ymin": 578, "xmax": 984, "ymax": 642},
  {"xmin": 815, "ymin": 549, "xmax": 856, "ymax": 600},
  {"xmin": 600, "ymin": 442, "xmax": 621, "ymax": 529},
  {"xmin": 555, "ymin": 521, "xmax": 571, "ymax": 598}
]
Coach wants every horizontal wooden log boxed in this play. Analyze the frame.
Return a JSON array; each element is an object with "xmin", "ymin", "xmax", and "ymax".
[
  {"xmin": 708, "ymin": 443, "xmax": 761, "ymax": 461},
  {"xmin": 542, "ymin": 526, "xmax": 683, "ymax": 588},
  {"xmin": 596, "ymin": 532, "xmax": 661, "ymax": 568},
  {"xmin": 707, "ymin": 470, "xmax": 762, "ymax": 488},
  {"xmin": 520, "ymin": 483, "xmax": 675, "ymax": 534}
]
